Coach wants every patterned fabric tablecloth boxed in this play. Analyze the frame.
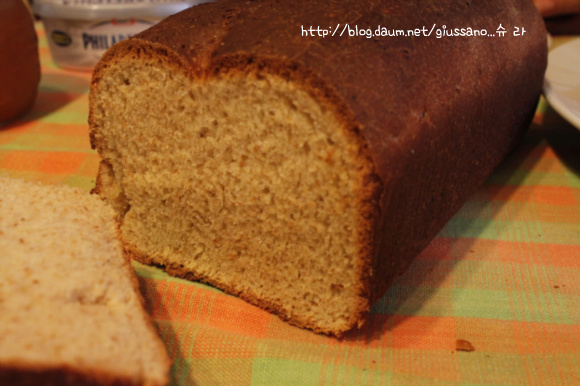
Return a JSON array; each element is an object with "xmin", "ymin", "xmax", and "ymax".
[{"xmin": 1, "ymin": 24, "xmax": 579, "ymax": 386}]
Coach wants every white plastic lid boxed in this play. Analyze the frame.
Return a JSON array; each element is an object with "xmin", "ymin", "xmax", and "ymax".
[{"xmin": 33, "ymin": 0, "xmax": 212, "ymax": 20}]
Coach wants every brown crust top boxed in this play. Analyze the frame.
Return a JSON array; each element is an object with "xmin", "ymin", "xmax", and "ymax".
[
  {"xmin": 90, "ymin": 0, "xmax": 547, "ymax": 334},
  {"xmin": 95, "ymin": 0, "xmax": 547, "ymax": 172}
]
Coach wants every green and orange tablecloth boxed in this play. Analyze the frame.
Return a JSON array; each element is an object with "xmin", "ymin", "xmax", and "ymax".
[{"xmin": 1, "ymin": 25, "xmax": 579, "ymax": 386}]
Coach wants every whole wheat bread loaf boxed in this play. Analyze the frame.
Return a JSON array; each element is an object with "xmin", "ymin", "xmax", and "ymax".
[
  {"xmin": 0, "ymin": 176, "xmax": 171, "ymax": 386},
  {"xmin": 89, "ymin": 0, "xmax": 547, "ymax": 335}
]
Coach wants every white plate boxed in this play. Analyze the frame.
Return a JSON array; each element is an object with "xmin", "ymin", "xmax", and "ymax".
[{"xmin": 543, "ymin": 38, "xmax": 580, "ymax": 130}]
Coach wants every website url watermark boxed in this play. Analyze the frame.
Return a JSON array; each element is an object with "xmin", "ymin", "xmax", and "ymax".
[{"xmin": 301, "ymin": 24, "xmax": 526, "ymax": 38}]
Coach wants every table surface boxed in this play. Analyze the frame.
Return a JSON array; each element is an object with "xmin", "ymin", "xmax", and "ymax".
[{"xmin": 1, "ymin": 24, "xmax": 579, "ymax": 386}]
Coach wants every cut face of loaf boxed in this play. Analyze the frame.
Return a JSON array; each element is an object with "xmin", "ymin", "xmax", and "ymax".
[
  {"xmin": 90, "ymin": 0, "xmax": 547, "ymax": 335},
  {"xmin": 92, "ymin": 61, "xmax": 379, "ymax": 334}
]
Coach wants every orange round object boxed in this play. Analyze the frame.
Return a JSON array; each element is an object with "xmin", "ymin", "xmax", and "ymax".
[{"xmin": 0, "ymin": 0, "xmax": 41, "ymax": 125}]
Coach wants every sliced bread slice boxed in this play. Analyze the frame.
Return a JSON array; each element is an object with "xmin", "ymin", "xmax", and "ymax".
[{"xmin": 0, "ymin": 176, "xmax": 171, "ymax": 386}]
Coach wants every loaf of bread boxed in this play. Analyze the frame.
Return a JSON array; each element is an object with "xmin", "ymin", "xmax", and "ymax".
[
  {"xmin": 89, "ymin": 0, "xmax": 547, "ymax": 335},
  {"xmin": 0, "ymin": 176, "xmax": 170, "ymax": 386}
]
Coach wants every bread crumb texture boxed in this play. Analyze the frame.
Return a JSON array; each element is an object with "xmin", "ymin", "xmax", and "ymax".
[
  {"xmin": 90, "ymin": 52, "xmax": 374, "ymax": 335},
  {"xmin": 456, "ymin": 339, "xmax": 476, "ymax": 352},
  {"xmin": 0, "ymin": 176, "xmax": 170, "ymax": 386}
]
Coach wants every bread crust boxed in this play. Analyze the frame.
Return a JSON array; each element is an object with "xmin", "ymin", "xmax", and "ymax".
[
  {"xmin": 89, "ymin": 0, "xmax": 547, "ymax": 335},
  {"xmin": 113, "ymin": 230, "xmax": 173, "ymax": 386},
  {"xmin": 0, "ymin": 364, "xmax": 138, "ymax": 386}
]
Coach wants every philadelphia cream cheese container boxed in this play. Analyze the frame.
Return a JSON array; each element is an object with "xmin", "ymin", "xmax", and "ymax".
[{"xmin": 33, "ymin": 0, "xmax": 211, "ymax": 71}]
